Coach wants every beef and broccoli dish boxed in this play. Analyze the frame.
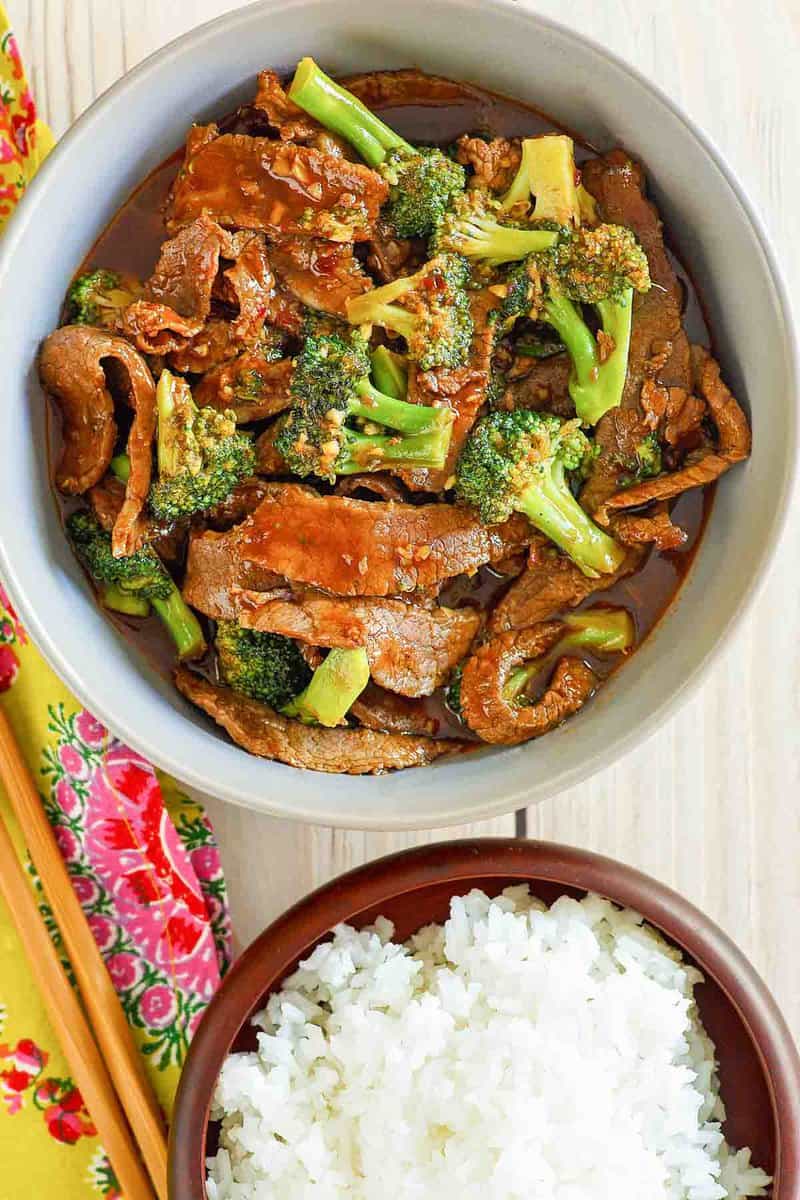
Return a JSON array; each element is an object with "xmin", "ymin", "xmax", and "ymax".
[{"xmin": 39, "ymin": 62, "xmax": 751, "ymax": 774}]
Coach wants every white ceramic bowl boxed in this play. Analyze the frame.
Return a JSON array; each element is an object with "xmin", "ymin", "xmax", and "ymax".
[{"xmin": 0, "ymin": 0, "xmax": 795, "ymax": 829}]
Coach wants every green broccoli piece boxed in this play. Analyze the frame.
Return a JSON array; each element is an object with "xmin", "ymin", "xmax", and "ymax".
[
  {"xmin": 65, "ymin": 269, "xmax": 141, "ymax": 328},
  {"xmin": 370, "ymin": 345, "xmax": 408, "ymax": 400},
  {"xmin": 620, "ymin": 434, "xmax": 663, "ymax": 485},
  {"xmin": 504, "ymin": 607, "xmax": 635, "ymax": 701},
  {"xmin": 456, "ymin": 409, "xmax": 625, "ymax": 578},
  {"xmin": 288, "ymin": 57, "xmax": 465, "ymax": 237},
  {"xmin": 148, "ymin": 370, "xmax": 255, "ymax": 522},
  {"xmin": 215, "ymin": 622, "xmax": 312, "ymax": 709},
  {"xmin": 432, "ymin": 188, "xmax": 558, "ymax": 267},
  {"xmin": 100, "ymin": 585, "xmax": 151, "ymax": 618},
  {"xmin": 500, "ymin": 134, "xmax": 583, "ymax": 223},
  {"xmin": 489, "ymin": 257, "xmax": 543, "ymax": 337},
  {"xmin": 346, "ymin": 254, "xmax": 473, "ymax": 371},
  {"xmin": 67, "ymin": 510, "xmax": 205, "ymax": 659},
  {"xmin": 445, "ymin": 663, "xmax": 463, "ymax": 717},
  {"xmin": 276, "ymin": 330, "xmax": 454, "ymax": 481},
  {"xmin": 283, "ymin": 648, "xmax": 370, "ymax": 727},
  {"xmin": 550, "ymin": 224, "xmax": 650, "ymax": 304}
]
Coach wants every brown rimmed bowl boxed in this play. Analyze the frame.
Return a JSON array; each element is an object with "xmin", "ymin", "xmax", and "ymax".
[{"xmin": 169, "ymin": 840, "xmax": 800, "ymax": 1199}]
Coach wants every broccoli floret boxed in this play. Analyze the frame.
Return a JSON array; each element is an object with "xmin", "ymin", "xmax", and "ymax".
[
  {"xmin": 455, "ymin": 410, "xmax": 625, "ymax": 578},
  {"xmin": 346, "ymin": 254, "xmax": 473, "ymax": 371},
  {"xmin": 489, "ymin": 257, "xmax": 544, "ymax": 336},
  {"xmin": 432, "ymin": 189, "xmax": 558, "ymax": 267},
  {"xmin": 288, "ymin": 57, "xmax": 465, "ymax": 237},
  {"xmin": 65, "ymin": 269, "xmax": 141, "ymax": 327},
  {"xmin": 504, "ymin": 607, "xmax": 635, "ymax": 701},
  {"xmin": 148, "ymin": 370, "xmax": 255, "ymax": 521},
  {"xmin": 550, "ymin": 224, "xmax": 650, "ymax": 303},
  {"xmin": 67, "ymin": 510, "xmax": 205, "ymax": 659},
  {"xmin": 215, "ymin": 622, "xmax": 311, "ymax": 709},
  {"xmin": 370, "ymin": 345, "xmax": 408, "ymax": 400},
  {"xmin": 500, "ymin": 134, "xmax": 582, "ymax": 224},
  {"xmin": 283, "ymin": 648, "xmax": 370, "ymax": 727},
  {"xmin": 275, "ymin": 330, "xmax": 454, "ymax": 481},
  {"xmin": 620, "ymin": 434, "xmax": 663, "ymax": 485}
]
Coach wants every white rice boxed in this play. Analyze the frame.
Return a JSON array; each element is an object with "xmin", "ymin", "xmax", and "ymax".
[{"xmin": 206, "ymin": 888, "xmax": 771, "ymax": 1200}]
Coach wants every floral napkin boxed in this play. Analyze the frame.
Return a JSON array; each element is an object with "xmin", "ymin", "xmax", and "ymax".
[{"xmin": 0, "ymin": 11, "xmax": 233, "ymax": 1198}]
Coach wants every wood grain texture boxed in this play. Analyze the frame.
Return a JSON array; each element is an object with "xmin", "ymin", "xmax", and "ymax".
[{"xmin": 9, "ymin": 0, "xmax": 798, "ymax": 1042}]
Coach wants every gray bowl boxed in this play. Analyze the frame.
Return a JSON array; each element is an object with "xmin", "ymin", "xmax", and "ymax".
[{"xmin": 0, "ymin": 0, "xmax": 795, "ymax": 829}]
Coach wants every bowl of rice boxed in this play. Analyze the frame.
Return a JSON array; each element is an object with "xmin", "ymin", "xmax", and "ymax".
[{"xmin": 169, "ymin": 841, "xmax": 800, "ymax": 1199}]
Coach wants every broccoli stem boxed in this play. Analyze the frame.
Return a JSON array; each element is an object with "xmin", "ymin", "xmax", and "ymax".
[
  {"xmin": 456, "ymin": 221, "xmax": 557, "ymax": 264},
  {"xmin": 351, "ymin": 379, "xmax": 448, "ymax": 436},
  {"xmin": 503, "ymin": 608, "xmax": 634, "ymax": 701},
  {"xmin": 284, "ymin": 647, "xmax": 370, "ymax": 727},
  {"xmin": 151, "ymin": 584, "xmax": 206, "ymax": 661},
  {"xmin": 156, "ymin": 369, "xmax": 187, "ymax": 477},
  {"xmin": 289, "ymin": 57, "xmax": 410, "ymax": 167},
  {"xmin": 542, "ymin": 287, "xmax": 633, "ymax": 427},
  {"xmin": 519, "ymin": 460, "xmax": 626, "ymax": 578},
  {"xmin": 101, "ymin": 584, "xmax": 150, "ymax": 618},
  {"xmin": 338, "ymin": 427, "xmax": 450, "ymax": 473},
  {"xmin": 370, "ymin": 345, "xmax": 408, "ymax": 400}
]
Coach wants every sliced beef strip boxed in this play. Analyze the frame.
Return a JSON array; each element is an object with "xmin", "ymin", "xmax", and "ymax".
[
  {"xmin": 640, "ymin": 378, "xmax": 707, "ymax": 449},
  {"xmin": 341, "ymin": 69, "xmax": 480, "ymax": 108},
  {"xmin": 460, "ymin": 623, "xmax": 597, "ymax": 745},
  {"xmin": 269, "ymin": 237, "xmax": 372, "ymax": 316},
  {"xmin": 401, "ymin": 289, "xmax": 498, "ymax": 492},
  {"xmin": 500, "ymin": 353, "xmax": 575, "ymax": 420},
  {"xmin": 167, "ymin": 319, "xmax": 242, "ymax": 375},
  {"xmin": 167, "ymin": 134, "xmax": 387, "ymax": 242},
  {"xmin": 335, "ymin": 474, "xmax": 409, "ymax": 502},
  {"xmin": 219, "ymin": 233, "xmax": 276, "ymax": 343},
  {"xmin": 182, "ymin": 530, "xmax": 283, "ymax": 620},
  {"xmin": 203, "ymin": 478, "xmax": 274, "ymax": 531},
  {"xmin": 578, "ymin": 150, "xmax": 693, "ymax": 516},
  {"xmin": 235, "ymin": 589, "xmax": 481, "ymax": 697},
  {"xmin": 610, "ymin": 508, "xmax": 687, "ymax": 551},
  {"xmin": 195, "ymin": 356, "xmax": 294, "ymax": 423},
  {"xmin": 594, "ymin": 348, "xmax": 750, "ymax": 523},
  {"xmin": 252, "ymin": 69, "xmax": 322, "ymax": 142},
  {"xmin": 366, "ymin": 220, "xmax": 419, "ymax": 284},
  {"xmin": 489, "ymin": 540, "xmax": 642, "ymax": 634},
  {"xmin": 88, "ymin": 475, "xmax": 188, "ymax": 564},
  {"xmin": 231, "ymin": 485, "xmax": 532, "ymax": 596},
  {"xmin": 350, "ymin": 684, "xmax": 444, "ymax": 738},
  {"xmin": 174, "ymin": 667, "xmax": 457, "ymax": 773},
  {"xmin": 39, "ymin": 325, "xmax": 156, "ymax": 556},
  {"xmin": 455, "ymin": 136, "xmax": 522, "ymax": 192}
]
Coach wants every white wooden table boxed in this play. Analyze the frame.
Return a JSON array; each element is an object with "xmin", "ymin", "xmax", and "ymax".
[{"xmin": 11, "ymin": 0, "xmax": 799, "ymax": 1041}]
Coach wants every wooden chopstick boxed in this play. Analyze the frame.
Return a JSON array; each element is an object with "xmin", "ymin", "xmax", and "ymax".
[
  {"xmin": 0, "ymin": 807, "xmax": 156, "ymax": 1200},
  {"xmin": 0, "ymin": 707, "xmax": 168, "ymax": 1200}
]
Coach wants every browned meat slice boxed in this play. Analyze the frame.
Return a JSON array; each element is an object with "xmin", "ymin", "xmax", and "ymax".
[
  {"xmin": 167, "ymin": 319, "xmax": 240, "ymax": 374},
  {"xmin": 579, "ymin": 151, "xmax": 693, "ymax": 515},
  {"xmin": 342, "ymin": 69, "xmax": 479, "ymax": 109},
  {"xmin": 269, "ymin": 238, "xmax": 372, "ymax": 316},
  {"xmin": 235, "ymin": 589, "xmax": 481, "ymax": 697},
  {"xmin": 640, "ymin": 379, "xmax": 707, "ymax": 449},
  {"xmin": 182, "ymin": 530, "xmax": 283, "ymax": 620},
  {"xmin": 351, "ymin": 684, "xmax": 443, "ymax": 737},
  {"xmin": 594, "ymin": 349, "xmax": 750, "ymax": 523},
  {"xmin": 254, "ymin": 424, "xmax": 287, "ymax": 475},
  {"xmin": 121, "ymin": 216, "xmax": 228, "ymax": 355},
  {"xmin": 366, "ymin": 219, "xmax": 419, "ymax": 283},
  {"xmin": 501, "ymin": 353, "xmax": 575, "ymax": 420},
  {"xmin": 39, "ymin": 325, "xmax": 156, "ymax": 556},
  {"xmin": 252, "ymin": 69, "xmax": 321, "ymax": 141},
  {"xmin": 88, "ymin": 475, "xmax": 187, "ymax": 563},
  {"xmin": 402, "ymin": 289, "xmax": 498, "ymax": 492},
  {"xmin": 610, "ymin": 509, "xmax": 687, "ymax": 551},
  {"xmin": 195, "ymin": 356, "xmax": 294, "ymax": 423},
  {"xmin": 174, "ymin": 667, "xmax": 457, "ymax": 773},
  {"xmin": 460, "ymin": 623, "xmax": 597, "ymax": 745},
  {"xmin": 204, "ymin": 478, "xmax": 274, "ymax": 530},
  {"xmin": 219, "ymin": 233, "xmax": 275, "ymax": 343},
  {"xmin": 167, "ymin": 134, "xmax": 387, "ymax": 242},
  {"xmin": 489, "ymin": 541, "xmax": 641, "ymax": 634},
  {"xmin": 335, "ymin": 474, "xmax": 409, "ymax": 502},
  {"xmin": 455, "ymin": 136, "xmax": 521, "ymax": 192},
  {"xmin": 232, "ymin": 485, "xmax": 532, "ymax": 596}
]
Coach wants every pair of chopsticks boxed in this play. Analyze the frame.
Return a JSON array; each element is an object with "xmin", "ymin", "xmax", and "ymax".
[{"xmin": 0, "ymin": 706, "xmax": 168, "ymax": 1200}]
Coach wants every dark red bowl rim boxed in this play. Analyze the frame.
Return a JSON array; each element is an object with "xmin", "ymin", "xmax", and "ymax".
[{"xmin": 169, "ymin": 839, "xmax": 800, "ymax": 1199}]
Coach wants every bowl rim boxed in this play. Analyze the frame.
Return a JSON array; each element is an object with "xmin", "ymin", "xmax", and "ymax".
[
  {"xmin": 168, "ymin": 837, "xmax": 800, "ymax": 1199},
  {"xmin": 0, "ymin": 0, "xmax": 797, "ymax": 829}
]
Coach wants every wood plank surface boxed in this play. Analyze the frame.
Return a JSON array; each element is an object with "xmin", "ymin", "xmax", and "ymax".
[{"xmin": 9, "ymin": 0, "xmax": 799, "ymax": 1041}]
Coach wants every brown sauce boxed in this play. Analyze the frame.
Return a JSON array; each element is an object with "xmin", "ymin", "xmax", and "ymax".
[{"xmin": 55, "ymin": 74, "xmax": 713, "ymax": 735}]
